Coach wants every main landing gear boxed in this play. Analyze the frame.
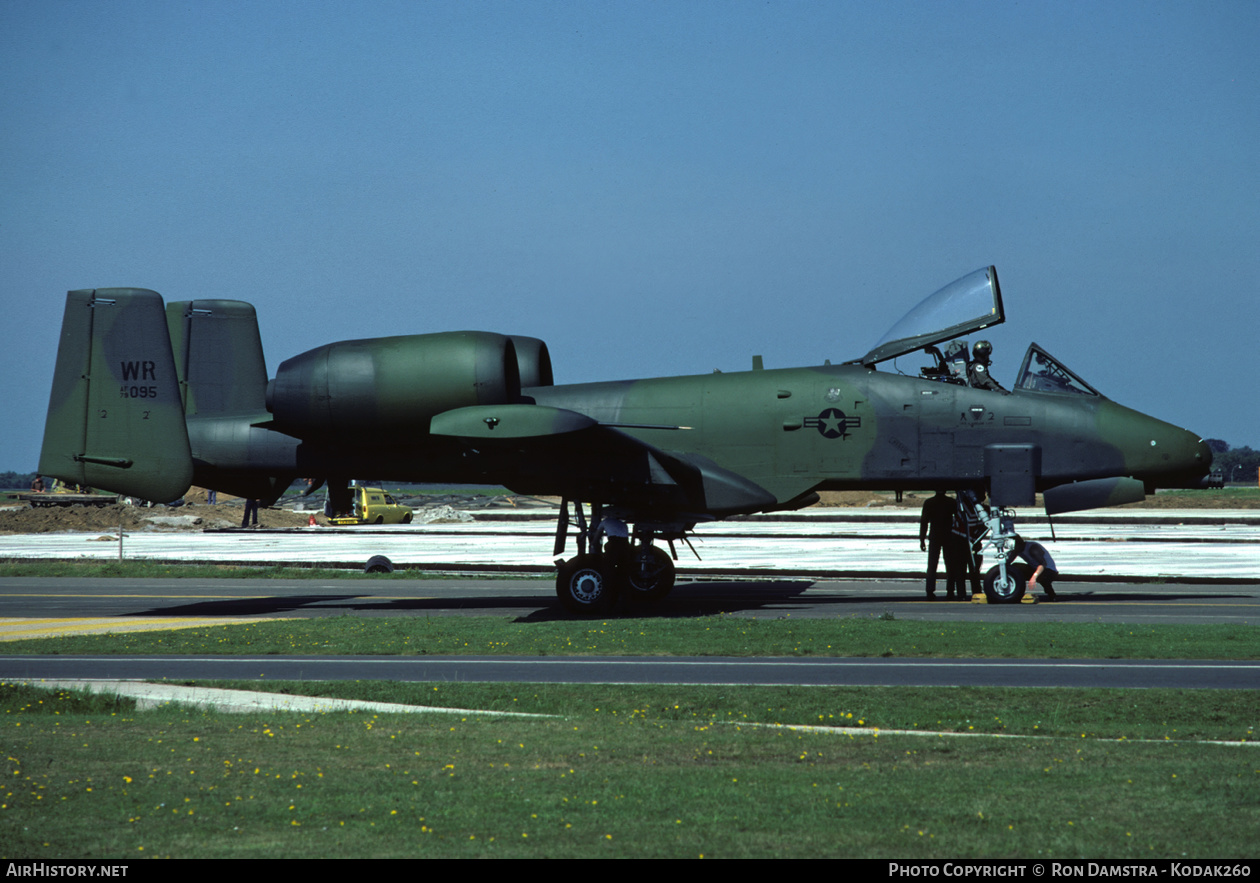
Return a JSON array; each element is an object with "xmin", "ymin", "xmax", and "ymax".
[{"xmin": 552, "ymin": 499, "xmax": 684, "ymax": 614}]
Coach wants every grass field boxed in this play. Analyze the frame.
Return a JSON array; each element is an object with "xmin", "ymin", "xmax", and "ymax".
[
  {"xmin": 3, "ymin": 680, "xmax": 1256, "ymax": 859},
  {"xmin": 2, "ymin": 613, "xmax": 1258, "ymax": 660}
]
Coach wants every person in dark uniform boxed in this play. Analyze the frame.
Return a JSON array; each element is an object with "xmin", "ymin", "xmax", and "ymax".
[
  {"xmin": 967, "ymin": 340, "xmax": 1009, "ymax": 393},
  {"xmin": 944, "ymin": 515, "xmax": 970, "ymax": 601},
  {"xmin": 241, "ymin": 498, "xmax": 259, "ymax": 528},
  {"xmin": 919, "ymin": 490, "xmax": 957, "ymax": 599}
]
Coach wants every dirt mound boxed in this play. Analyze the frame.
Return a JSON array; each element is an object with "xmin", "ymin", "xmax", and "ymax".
[
  {"xmin": 814, "ymin": 491, "xmax": 924, "ymax": 508},
  {"xmin": 0, "ymin": 501, "xmax": 318, "ymax": 535}
]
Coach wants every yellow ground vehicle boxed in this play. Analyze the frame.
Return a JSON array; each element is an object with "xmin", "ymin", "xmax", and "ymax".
[{"xmin": 326, "ymin": 487, "xmax": 414, "ymax": 525}]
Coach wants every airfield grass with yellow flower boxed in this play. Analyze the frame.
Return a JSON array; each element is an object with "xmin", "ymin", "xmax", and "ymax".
[{"xmin": 2, "ymin": 679, "xmax": 1255, "ymax": 859}]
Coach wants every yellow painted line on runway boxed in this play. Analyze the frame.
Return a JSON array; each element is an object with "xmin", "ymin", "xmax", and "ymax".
[{"xmin": 0, "ymin": 617, "xmax": 293, "ymax": 641}]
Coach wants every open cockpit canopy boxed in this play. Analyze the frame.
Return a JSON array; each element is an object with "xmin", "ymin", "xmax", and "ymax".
[
  {"xmin": 855, "ymin": 266, "xmax": 1105, "ymax": 398},
  {"xmin": 857, "ymin": 266, "xmax": 1004, "ymax": 367}
]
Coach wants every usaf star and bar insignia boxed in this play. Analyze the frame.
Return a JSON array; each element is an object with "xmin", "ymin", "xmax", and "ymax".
[{"xmin": 805, "ymin": 408, "xmax": 861, "ymax": 439}]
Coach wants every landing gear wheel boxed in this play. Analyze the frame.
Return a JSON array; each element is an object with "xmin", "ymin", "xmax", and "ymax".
[
  {"xmin": 983, "ymin": 563, "xmax": 1030, "ymax": 604},
  {"xmin": 556, "ymin": 555, "xmax": 614, "ymax": 614},
  {"xmin": 626, "ymin": 545, "xmax": 675, "ymax": 603}
]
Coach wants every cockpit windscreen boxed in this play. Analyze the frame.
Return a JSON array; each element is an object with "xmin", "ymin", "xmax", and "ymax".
[{"xmin": 1015, "ymin": 344, "xmax": 1100, "ymax": 396}]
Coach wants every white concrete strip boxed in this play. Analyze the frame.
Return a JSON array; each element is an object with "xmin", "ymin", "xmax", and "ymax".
[
  {"xmin": 15, "ymin": 679, "xmax": 556, "ymax": 717},
  {"xmin": 744, "ymin": 722, "xmax": 1259, "ymax": 747},
  {"xmin": 0, "ymin": 528, "xmax": 1253, "ymax": 579},
  {"xmin": 1, "ymin": 512, "xmax": 1255, "ymax": 579}
]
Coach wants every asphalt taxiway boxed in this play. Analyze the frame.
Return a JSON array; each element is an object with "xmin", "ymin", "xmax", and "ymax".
[
  {"xmin": 3, "ymin": 573, "xmax": 1257, "ymax": 688},
  {"xmin": 0, "ymin": 574, "xmax": 1256, "ymax": 626},
  {"xmin": 1, "ymin": 509, "xmax": 1255, "ymax": 690}
]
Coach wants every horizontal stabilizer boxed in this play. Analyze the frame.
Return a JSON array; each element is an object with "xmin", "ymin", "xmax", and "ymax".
[
  {"xmin": 38, "ymin": 289, "xmax": 193, "ymax": 503},
  {"xmin": 1043, "ymin": 476, "xmax": 1145, "ymax": 515},
  {"xmin": 431, "ymin": 404, "xmax": 597, "ymax": 439}
]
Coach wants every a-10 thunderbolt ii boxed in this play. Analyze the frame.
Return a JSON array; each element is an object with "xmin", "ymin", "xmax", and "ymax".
[{"xmin": 38, "ymin": 266, "xmax": 1214, "ymax": 611}]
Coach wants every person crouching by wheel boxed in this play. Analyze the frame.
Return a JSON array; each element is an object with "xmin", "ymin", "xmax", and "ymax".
[{"xmin": 1009, "ymin": 536, "xmax": 1059, "ymax": 601}]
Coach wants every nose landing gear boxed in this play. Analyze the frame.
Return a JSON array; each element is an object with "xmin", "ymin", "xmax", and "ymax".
[{"xmin": 957, "ymin": 491, "xmax": 1028, "ymax": 604}]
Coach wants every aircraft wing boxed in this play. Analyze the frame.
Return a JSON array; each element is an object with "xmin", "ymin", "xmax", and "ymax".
[{"xmin": 430, "ymin": 404, "xmax": 777, "ymax": 520}]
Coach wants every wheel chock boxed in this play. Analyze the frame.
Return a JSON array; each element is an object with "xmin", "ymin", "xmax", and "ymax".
[
  {"xmin": 970, "ymin": 593, "xmax": 987, "ymax": 603},
  {"xmin": 1020, "ymin": 593, "xmax": 1038, "ymax": 603}
]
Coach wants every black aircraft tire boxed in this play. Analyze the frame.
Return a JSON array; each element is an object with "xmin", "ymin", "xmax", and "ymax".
[
  {"xmin": 983, "ymin": 563, "xmax": 1030, "ymax": 604},
  {"xmin": 626, "ymin": 545, "xmax": 675, "ymax": 603},
  {"xmin": 556, "ymin": 555, "xmax": 615, "ymax": 615},
  {"xmin": 365, "ymin": 554, "xmax": 395, "ymax": 574}
]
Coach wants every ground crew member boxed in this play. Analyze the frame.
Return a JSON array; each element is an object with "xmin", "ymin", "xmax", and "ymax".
[
  {"xmin": 1010, "ymin": 536, "xmax": 1059, "ymax": 601},
  {"xmin": 919, "ymin": 490, "xmax": 956, "ymax": 599}
]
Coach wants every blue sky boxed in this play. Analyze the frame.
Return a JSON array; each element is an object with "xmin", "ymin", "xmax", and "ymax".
[{"xmin": 3, "ymin": 0, "xmax": 1257, "ymax": 471}]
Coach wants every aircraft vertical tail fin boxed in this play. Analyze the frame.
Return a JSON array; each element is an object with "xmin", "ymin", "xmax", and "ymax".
[
  {"xmin": 38, "ymin": 289, "xmax": 194, "ymax": 503},
  {"xmin": 165, "ymin": 300, "xmax": 268, "ymax": 416}
]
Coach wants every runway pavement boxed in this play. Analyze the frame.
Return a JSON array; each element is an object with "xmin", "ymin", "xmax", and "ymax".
[
  {"xmin": 1, "ymin": 574, "xmax": 1256, "ymax": 627},
  {"xmin": 1, "ymin": 510, "xmax": 1255, "ymax": 691},
  {"xmin": 1, "ymin": 509, "xmax": 1257, "ymax": 632}
]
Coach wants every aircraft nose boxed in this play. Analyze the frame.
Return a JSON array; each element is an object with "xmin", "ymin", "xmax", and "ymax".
[
  {"xmin": 1196, "ymin": 437, "xmax": 1213, "ymax": 470},
  {"xmin": 1099, "ymin": 401, "xmax": 1211, "ymax": 488},
  {"xmin": 1141, "ymin": 421, "xmax": 1212, "ymax": 487}
]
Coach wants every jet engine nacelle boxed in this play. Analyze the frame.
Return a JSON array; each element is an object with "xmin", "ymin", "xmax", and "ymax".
[
  {"xmin": 266, "ymin": 331, "xmax": 523, "ymax": 435},
  {"xmin": 509, "ymin": 335, "xmax": 554, "ymax": 389}
]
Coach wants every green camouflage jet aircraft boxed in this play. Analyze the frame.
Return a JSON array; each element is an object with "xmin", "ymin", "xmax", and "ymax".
[{"xmin": 38, "ymin": 267, "xmax": 1214, "ymax": 611}]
